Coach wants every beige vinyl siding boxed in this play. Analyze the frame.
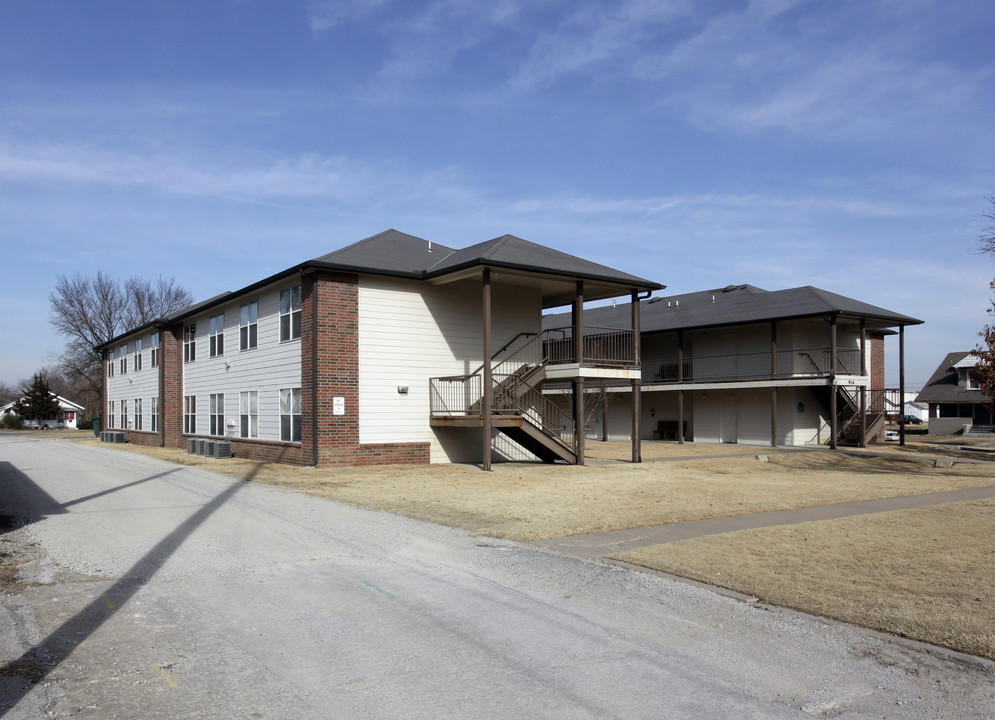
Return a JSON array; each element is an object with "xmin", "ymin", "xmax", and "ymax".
[
  {"xmin": 358, "ymin": 275, "xmax": 541, "ymax": 462},
  {"xmin": 183, "ymin": 282, "xmax": 302, "ymax": 439},
  {"xmin": 106, "ymin": 330, "xmax": 159, "ymax": 430}
]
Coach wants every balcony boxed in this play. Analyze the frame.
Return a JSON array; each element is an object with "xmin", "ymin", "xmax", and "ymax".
[{"xmin": 651, "ymin": 346, "xmax": 863, "ymax": 384}]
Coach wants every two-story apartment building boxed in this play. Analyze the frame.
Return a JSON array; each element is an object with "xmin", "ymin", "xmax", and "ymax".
[
  {"xmin": 544, "ymin": 284, "xmax": 922, "ymax": 448},
  {"xmin": 99, "ymin": 230, "xmax": 662, "ymax": 468}
]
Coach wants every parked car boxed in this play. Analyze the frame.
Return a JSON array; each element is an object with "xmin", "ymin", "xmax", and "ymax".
[
  {"xmin": 902, "ymin": 415, "xmax": 923, "ymax": 425},
  {"xmin": 885, "ymin": 430, "xmax": 900, "ymax": 441}
]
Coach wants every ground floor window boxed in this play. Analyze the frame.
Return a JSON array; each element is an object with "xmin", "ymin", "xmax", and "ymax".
[
  {"xmin": 280, "ymin": 388, "xmax": 301, "ymax": 443},
  {"xmin": 134, "ymin": 398, "xmax": 143, "ymax": 431},
  {"xmin": 240, "ymin": 391, "xmax": 258, "ymax": 439},
  {"xmin": 109, "ymin": 401, "xmax": 115, "ymax": 428},
  {"xmin": 184, "ymin": 396, "xmax": 196, "ymax": 434},
  {"xmin": 210, "ymin": 393, "xmax": 225, "ymax": 436},
  {"xmin": 120, "ymin": 399, "xmax": 127, "ymax": 430},
  {"xmin": 151, "ymin": 397, "xmax": 158, "ymax": 433}
]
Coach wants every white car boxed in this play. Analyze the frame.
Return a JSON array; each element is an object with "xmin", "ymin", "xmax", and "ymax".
[{"xmin": 885, "ymin": 430, "xmax": 899, "ymax": 442}]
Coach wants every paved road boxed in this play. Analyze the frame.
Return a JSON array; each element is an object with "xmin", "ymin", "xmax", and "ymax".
[{"xmin": 1, "ymin": 436, "xmax": 992, "ymax": 719}]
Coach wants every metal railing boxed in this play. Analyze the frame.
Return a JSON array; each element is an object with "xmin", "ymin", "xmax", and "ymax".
[
  {"xmin": 542, "ymin": 326, "xmax": 635, "ymax": 366},
  {"xmin": 651, "ymin": 347, "xmax": 863, "ymax": 384}
]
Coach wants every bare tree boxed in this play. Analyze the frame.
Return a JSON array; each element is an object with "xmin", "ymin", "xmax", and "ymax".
[
  {"xmin": 978, "ymin": 194, "xmax": 995, "ymax": 256},
  {"xmin": 48, "ymin": 272, "xmax": 193, "ymax": 416}
]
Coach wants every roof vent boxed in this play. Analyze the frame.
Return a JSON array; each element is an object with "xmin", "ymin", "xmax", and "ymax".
[
  {"xmin": 722, "ymin": 285, "xmax": 737, "ymax": 292},
  {"xmin": 648, "ymin": 296, "xmax": 663, "ymax": 304}
]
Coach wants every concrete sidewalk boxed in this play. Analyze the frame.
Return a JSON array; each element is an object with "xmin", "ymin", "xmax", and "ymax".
[{"xmin": 533, "ymin": 484, "xmax": 995, "ymax": 559}]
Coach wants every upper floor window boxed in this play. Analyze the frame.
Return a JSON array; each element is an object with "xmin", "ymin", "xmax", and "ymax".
[
  {"xmin": 134, "ymin": 338, "xmax": 143, "ymax": 371},
  {"xmin": 120, "ymin": 344, "xmax": 128, "ymax": 374},
  {"xmin": 280, "ymin": 286, "xmax": 302, "ymax": 342},
  {"xmin": 240, "ymin": 301, "xmax": 258, "ymax": 351},
  {"xmin": 108, "ymin": 349, "xmax": 115, "ymax": 378},
  {"xmin": 184, "ymin": 323, "xmax": 196, "ymax": 363},
  {"xmin": 209, "ymin": 314, "xmax": 225, "ymax": 357},
  {"xmin": 150, "ymin": 332, "xmax": 160, "ymax": 367}
]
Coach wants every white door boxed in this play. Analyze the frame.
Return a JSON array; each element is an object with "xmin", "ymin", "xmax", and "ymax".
[{"xmin": 720, "ymin": 396, "xmax": 738, "ymax": 444}]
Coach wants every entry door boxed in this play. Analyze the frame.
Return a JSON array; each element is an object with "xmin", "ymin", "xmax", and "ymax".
[{"xmin": 720, "ymin": 396, "xmax": 738, "ymax": 444}]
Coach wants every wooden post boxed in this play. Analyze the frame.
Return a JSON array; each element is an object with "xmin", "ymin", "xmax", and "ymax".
[
  {"xmin": 770, "ymin": 321, "xmax": 777, "ymax": 448},
  {"xmin": 900, "ymin": 325, "xmax": 906, "ymax": 447},
  {"xmin": 482, "ymin": 269, "xmax": 492, "ymax": 471},
  {"xmin": 631, "ymin": 290, "xmax": 641, "ymax": 463},
  {"xmin": 829, "ymin": 315, "xmax": 838, "ymax": 450}
]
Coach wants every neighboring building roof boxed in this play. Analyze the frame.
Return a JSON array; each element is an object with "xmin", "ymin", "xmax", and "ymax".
[
  {"xmin": 1, "ymin": 394, "xmax": 85, "ymax": 414},
  {"xmin": 544, "ymin": 284, "xmax": 923, "ymax": 332},
  {"xmin": 915, "ymin": 351, "xmax": 991, "ymax": 405}
]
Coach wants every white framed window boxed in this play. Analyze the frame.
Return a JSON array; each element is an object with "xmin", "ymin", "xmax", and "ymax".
[
  {"xmin": 134, "ymin": 398, "xmax": 142, "ymax": 431},
  {"xmin": 280, "ymin": 286, "xmax": 302, "ymax": 342},
  {"xmin": 239, "ymin": 391, "xmax": 258, "ymax": 438},
  {"xmin": 184, "ymin": 395, "xmax": 196, "ymax": 434},
  {"xmin": 108, "ymin": 349, "xmax": 115, "ymax": 377},
  {"xmin": 120, "ymin": 344, "xmax": 128, "ymax": 374},
  {"xmin": 109, "ymin": 400, "xmax": 115, "ymax": 428},
  {"xmin": 120, "ymin": 399, "xmax": 128, "ymax": 429},
  {"xmin": 209, "ymin": 314, "xmax": 225, "ymax": 357},
  {"xmin": 134, "ymin": 338, "xmax": 143, "ymax": 371},
  {"xmin": 240, "ymin": 302, "xmax": 258, "ymax": 350},
  {"xmin": 184, "ymin": 324, "xmax": 196, "ymax": 363},
  {"xmin": 280, "ymin": 388, "xmax": 302, "ymax": 443},
  {"xmin": 209, "ymin": 393, "xmax": 225, "ymax": 436},
  {"xmin": 151, "ymin": 332, "xmax": 160, "ymax": 368},
  {"xmin": 151, "ymin": 396, "xmax": 159, "ymax": 433}
]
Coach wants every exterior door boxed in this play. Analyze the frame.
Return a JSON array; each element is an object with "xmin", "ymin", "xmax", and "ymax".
[{"xmin": 720, "ymin": 396, "xmax": 738, "ymax": 444}]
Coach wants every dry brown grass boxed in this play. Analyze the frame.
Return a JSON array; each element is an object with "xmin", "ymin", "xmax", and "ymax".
[{"xmin": 613, "ymin": 500, "xmax": 995, "ymax": 660}]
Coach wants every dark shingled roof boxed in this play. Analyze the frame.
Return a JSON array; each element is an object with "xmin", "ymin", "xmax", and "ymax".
[
  {"xmin": 311, "ymin": 229, "xmax": 455, "ymax": 277},
  {"xmin": 915, "ymin": 351, "xmax": 992, "ymax": 404},
  {"xmin": 544, "ymin": 284, "xmax": 922, "ymax": 332}
]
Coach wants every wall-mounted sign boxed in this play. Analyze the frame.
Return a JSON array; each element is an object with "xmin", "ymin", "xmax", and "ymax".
[{"xmin": 333, "ymin": 397, "xmax": 345, "ymax": 416}]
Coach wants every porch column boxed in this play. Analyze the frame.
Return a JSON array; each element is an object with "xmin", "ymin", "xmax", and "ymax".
[
  {"xmin": 900, "ymin": 325, "xmax": 906, "ymax": 446},
  {"xmin": 770, "ymin": 320, "xmax": 777, "ymax": 448},
  {"xmin": 677, "ymin": 330, "xmax": 685, "ymax": 444},
  {"xmin": 482, "ymin": 269, "xmax": 493, "ymax": 471},
  {"xmin": 573, "ymin": 281, "xmax": 585, "ymax": 464},
  {"xmin": 631, "ymin": 291, "xmax": 642, "ymax": 462},
  {"xmin": 860, "ymin": 385, "xmax": 867, "ymax": 448},
  {"xmin": 829, "ymin": 315, "xmax": 838, "ymax": 450}
]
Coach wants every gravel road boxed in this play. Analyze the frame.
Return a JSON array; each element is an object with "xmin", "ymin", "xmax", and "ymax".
[{"xmin": 1, "ymin": 435, "xmax": 992, "ymax": 719}]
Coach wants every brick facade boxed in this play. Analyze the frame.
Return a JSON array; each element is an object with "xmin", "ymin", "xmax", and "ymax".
[{"xmin": 870, "ymin": 333, "xmax": 885, "ymax": 390}]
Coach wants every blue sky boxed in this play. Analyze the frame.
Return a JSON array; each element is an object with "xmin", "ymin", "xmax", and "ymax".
[{"xmin": 1, "ymin": 0, "xmax": 993, "ymax": 390}]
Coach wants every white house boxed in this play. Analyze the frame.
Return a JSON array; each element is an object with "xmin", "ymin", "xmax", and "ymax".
[{"xmin": 1, "ymin": 394, "xmax": 86, "ymax": 429}]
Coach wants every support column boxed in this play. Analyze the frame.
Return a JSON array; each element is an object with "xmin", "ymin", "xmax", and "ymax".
[
  {"xmin": 900, "ymin": 325, "xmax": 906, "ymax": 447},
  {"xmin": 860, "ymin": 386, "xmax": 867, "ymax": 448},
  {"xmin": 770, "ymin": 321, "xmax": 777, "ymax": 448},
  {"xmin": 482, "ymin": 269, "xmax": 493, "ymax": 471},
  {"xmin": 829, "ymin": 315, "xmax": 838, "ymax": 450},
  {"xmin": 573, "ymin": 281, "xmax": 585, "ymax": 464},
  {"xmin": 677, "ymin": 330, "xmax": 685, "ymax": 444},
  {"xmin": 631, "ymin": 290, "xmax": 641, "ymax": 463}
]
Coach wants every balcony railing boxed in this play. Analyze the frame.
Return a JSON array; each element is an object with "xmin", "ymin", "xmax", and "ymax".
[
  {"xmin": 651, "ymin": 347, "xmax": 862, "ymax": 384},
  {"xmin": 542, "ymin": 326, "xmax": 635, "ymax": 366}
]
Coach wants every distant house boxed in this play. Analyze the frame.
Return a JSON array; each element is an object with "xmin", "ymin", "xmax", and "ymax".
[
  {"xmin": 544, "ymin": 284, "xmax": 922, "ymax": 448},
  {"xmin": 0, "ymin": 394, "xmax": 85, "ymax": 429},
  {"xmin": 915, "ymin": 352, "xmax": 993, "ymax": 434}
]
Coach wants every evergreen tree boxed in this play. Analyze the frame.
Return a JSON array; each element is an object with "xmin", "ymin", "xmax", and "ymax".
[{"xmin": 13, "ymin": 374, "xmax": 61, "ymax": 425}]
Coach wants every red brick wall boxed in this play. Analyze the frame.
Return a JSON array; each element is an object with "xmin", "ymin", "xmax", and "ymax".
[
  {"xmin": 869, "ymin": 333, "xmax": 885, "ymax": 390},
  {"xmin": 161, "ymin": 325, "xmax": 184, "ymax": 449}
]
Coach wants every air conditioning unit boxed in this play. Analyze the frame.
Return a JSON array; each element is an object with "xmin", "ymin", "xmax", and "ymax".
[
  {"xmin": 112, "ymin": 432, "xmax": 126, "ymax": 443},
  {"xmin": 204, "ymin": 440, "xmax": 216, "ymax": 457},
  {"xmin": 196, "ymin": 439, "xmax": 206, "ymax": 455},
  {"xmin": 213, "ymin": 441, "xmax": 232, "ymax": 459},
  {"xmin": 187, "ymin": 438, "xmax": 197, "ymax": 454}
]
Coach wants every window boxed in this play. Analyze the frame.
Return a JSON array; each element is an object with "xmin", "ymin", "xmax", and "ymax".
[
  {"xmin": 280, "ymin": 388, "xmax": 302, "ymax": 443},
  {"xmin": 240, "ymin": 302, "xmax": 258, "ymax": 350},
  {"xmin": 210, "ymin": 393, "xmax": 225, "ymax": 436},
  {"xmin": 134, "ymin": 398, "xmax": 143, "ymax": 431},
  {"xmin": 240, "ymin": 391, "xmax": 258, "ymax": 438},
  {"xmin": 120, "ymin": 399, "xmax": 128, "ymax": 429},
  {"xmin": 184, "ymin": 396, "xmax": 196, "ymax": 434},
  {"xmin": 151, "ymin": 332, "xmax": 160, "ymax": 368},
  {"xmin": 109, "ymin": 401, "xmax": 115, "ymax": 428},
  {"xmin": 120, "ymin": 344, "xmax": 128, "ymax": 374},
  {"xmin": 151, "ymin": 397, "xmax": 158, "ymax": 433},
  {"xmin": 209, "ymin": 314, "xmax": 225, "ymax": 357},
  {"xmin": 108, "ymin": 349, "xmax": 115, "ymax": 378},
  {"xmin": 184, "ymin": 324, "xmax": 196, "ymax": 363},
  {"xmin": 280, "ymin": 286, "xmax": 302, "ymax": 342},
  {"xmin": 134, "ymin": 338, "xmax": 143, "ymax": 371}
]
